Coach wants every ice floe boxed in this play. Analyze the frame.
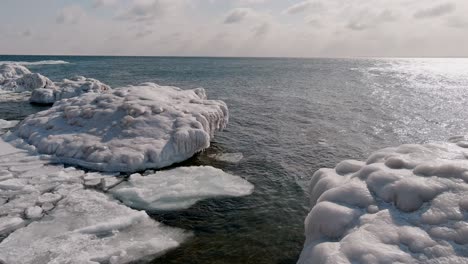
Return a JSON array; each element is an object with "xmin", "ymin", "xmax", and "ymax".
[
  {"xmin": 111, "ymin": 166, "xmax": 254, "ymax": 210},
  {"xmin": 208, "ymin": 152, "xmax": 244, "ymax": 163},
  {"xmin": 0, "ymin": 136, "xmax": 253, "ymax": 263},
  {"xmin": 298, "ymin": 140, "xmax": 468, "ymax": 264},
  {"xmin": 15, "ymin": 83, "xmax": 229, "ymax": 172},
  {"xmin": 0, "ymin": 119, "xmax": 19, "ymax": 130},
  {"xmin": 30, "ymin": 76, "xmax": 111, "ymax": 105}
]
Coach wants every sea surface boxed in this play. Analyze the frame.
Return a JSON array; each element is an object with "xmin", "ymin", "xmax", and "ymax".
[{"xmin": 1, "ymin": 55, "xmax": 468, "ymax": 263}]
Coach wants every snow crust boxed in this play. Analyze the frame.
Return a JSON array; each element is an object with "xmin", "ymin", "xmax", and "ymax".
[
  {"xmin": 298, "ymin": 140, "xmax": 468, "ymax": 264},
  {"xmin": 16, "ymin": 84, "xmax": 229, "ymax": 172},
  {"xmin": 30, "ymin": 76, "xmax": 111, "ymax": 105},
  {"xmin": 111, "ymin": 166, "xmax": 254, "ymax": 210}
]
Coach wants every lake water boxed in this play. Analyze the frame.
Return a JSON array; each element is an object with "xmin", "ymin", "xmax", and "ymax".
[{"xmin": 1, "ymin": 55, "xmax": 468, "ymax": 263}]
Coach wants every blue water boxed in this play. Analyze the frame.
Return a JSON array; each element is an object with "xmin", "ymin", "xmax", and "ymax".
[{"xmin": 2, "ymin": 55, "xmax": 468, "ymax": 263}]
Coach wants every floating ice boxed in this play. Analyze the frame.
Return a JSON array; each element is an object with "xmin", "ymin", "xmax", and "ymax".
[
  {"xmin": 0, "ymin": 138, "xmax": 189, "ymax": 263},
  {"xmin": 0, "ymin": 119, "xmax": 19, "ymax": 130},
  {"xmin": 298, "ymin": 141, "xmax": 468, "ymax": 264},
  {"xmin": 15, "ymin": 83, "xmax": 229, "ymax": 172},
  {"xmin": 30, "ymin": 76, "xmax": 111, "ymax": 105},
  {"xmin": 111, "ymin": 166, "xmax": 254, "ymax": 210},
  {"xmin": 208, "ymin": 152, "xmax": 244, "ymax": 163},
  {"xmin": 0, "ymin": 189, "xmax": 188, "ymax": 264}
]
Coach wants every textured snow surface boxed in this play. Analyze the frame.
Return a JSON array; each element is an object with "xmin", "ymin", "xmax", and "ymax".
[
  {"xmin": 16, "ymin": 83, "xmax": 229, "ymax": 172},
  {"xmin": 30, "ymin": 76, "xmax": 111, "ymax": 105},
  {"xmin": 0, "ymin": 119, "xmax": 19, "ymax": 130},
  {"xmin": 0, "ymin": 138, "xmax": 188, "ymax": 263},
  {"xmin": 298, "ymin": 140, "xmax": 468, "ymax": 264},
  {"xmin": 111, "ymin": 166, "xmax": 254, "ymax": 210},
  {"xmin": 0, "ymin": 64, "xmax": 54, "ymax": 93},
  {"xmin": 0, "ymin": 64, "xmax": 110, "ymax": 104}
]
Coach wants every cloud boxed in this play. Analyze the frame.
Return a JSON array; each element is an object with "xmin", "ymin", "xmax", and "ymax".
[
  {"xmin": 224, "ymin": 8, "xmax": 254, "ymax": 24},
  {"xmin": 93, "ymin": 0, "xmax": 117, "ymax": 8},
  {"xmin": 253, "ymin": 22, "xmax": 270, "ymax": 36},
  {"xmin": 347, "ymin": 9, "xmax": 397, "ymax": 31},
  {"xmin": 56, "ymin": 5, "xmax": 86, "ymax": 24},
  {"xmin": 116, "ymin": 0, "xmax": 185, "ymax": 22},
  {"xmin": 21, "ymin": 29, "xmax": 32, "ymax": 37},
  {"xmin": 284, "ymin": 1, "xmax": 312, "ymax": 15},
  {"xmin": 414, "ymin": 3, "xmax": 455, "ymax": 19}
]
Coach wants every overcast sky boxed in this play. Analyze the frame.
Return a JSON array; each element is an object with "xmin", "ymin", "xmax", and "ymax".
[{"xmin": 1, "ymin": 0, "xmax": 467, "ymax": 57}]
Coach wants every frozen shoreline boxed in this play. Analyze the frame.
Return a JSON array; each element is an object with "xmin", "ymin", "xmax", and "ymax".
[{"xmin": 298, "ymin": 138, "xmax": 468, "ymax": 264}]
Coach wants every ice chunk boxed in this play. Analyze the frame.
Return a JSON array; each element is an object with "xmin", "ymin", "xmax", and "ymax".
[
  {"xmin": 110, "ymin": 166, "xmax": 253, "ymax": 210},
  {"xmin": 0, "ymin": 189, "xmax": 188, "ymax": 264},
  {"xmin": 298, "ymin": 141, "xmax": 468, "ymax": 264},
  {"xmin": 16, "ymin": 84, "xmax": 229, "ymax": 172},
  {"xmin": 30, "ymin": 76, "xmax": 111, "ymax": 105},
  {"xmin": 0, "ymin": 138, "xmax": 189, "ymax": 263},
  {"xmin": 0, "ymin": 119, "xmax": 19, "ymax": 130},
  {"xmin": 0, "ymin": 64, "xmax": 54, "ymax": 92},
  {"xmin": 208, "ymin": 152, "xmax": 244, "ymax": 163}
]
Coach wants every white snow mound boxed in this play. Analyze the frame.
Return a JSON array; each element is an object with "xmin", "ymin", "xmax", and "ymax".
[
  {"xmin": 15, "ymin": 83, "xmax": 229, "ymax": 172},
  {"xmin": 0, "ymin": 119, "xmax": 19, "ymax": 130},
  {"xmin": 298, "ymin": 140, "xmax": 468, "ymax": 264},
  {"xmin": 111, "ymin": 166, "xmax": 254, "ymax": 210},
  {"xmin": 0, "ymin": 64, "xmax": 54, "ymax": 92},
  {"xmin": 30, "ymin": 76, "xmax": 111, "ymax": 105}
]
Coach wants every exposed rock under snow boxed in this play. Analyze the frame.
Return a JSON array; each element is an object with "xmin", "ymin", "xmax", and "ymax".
[
  {"xmin": 111, "ymin": 166, "xmax": 254, "ymax": 210},
  {"xmin": 298, "ymin": 140, "xmax": 468, "ymax": 264},
  {"xmin": 15, "ymin": 83, "xmax": 229, "ymax": 172},
  {"xmin": 30, "ymin": 76, "xmax": 111, "ymax": 105}
]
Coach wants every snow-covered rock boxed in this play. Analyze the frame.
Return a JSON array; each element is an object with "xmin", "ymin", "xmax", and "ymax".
[
  {"xmin": 30, "ymin": 76, "xmax": 111, "ymax": 105},
  {"xmin": 298, "ymin": 140, "xmax": 468, "ymax": 264},
  {"xmin": 16, "ymin": 83, "xmax": 229, "ymax": 172},
  {"xmin": 111, "ymin": 166, "xmax": 254, "ymax": 210},
  {"xmin": 0, "ymin": 64, "xmax": 54, "ymax": 92}
]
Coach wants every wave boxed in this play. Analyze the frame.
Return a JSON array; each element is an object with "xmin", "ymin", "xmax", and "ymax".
[{"xmin": 0, "ymin": 60, "xmax": 69, "ymax": 66}]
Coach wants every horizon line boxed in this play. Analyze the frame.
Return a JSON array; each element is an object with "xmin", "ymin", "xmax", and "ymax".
[{"xmin": 1, "ymin": 54, "xmax": 468, "ymax": 60}]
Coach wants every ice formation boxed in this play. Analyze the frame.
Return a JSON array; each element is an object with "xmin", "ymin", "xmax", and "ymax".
[
  {"xmin": 298, "ymin": 139, "xmax": 468, "ymax": 264},
  {"xmin": 15, "ymin": 83, "xmax": 229, "ymax": 172},
  {"xmin": 30, "ymin": 76, "xmax": 111, "ymax": 104},
  {"xmin": 111, "ymin": 166, "xmax": 254, "ymax": 210},
  {"xmin": 0, "ymin": 119, "xmax": 19, "ymax": 130},
  {"xmin": 0, "ymin": 60, "xmax": 69, "ymax": 66},
  {"xmin": 0, "ymin": 64, "xmax": 110, "ymax": 104},
  {"xmin": 208, "ymin": 152, "xmax": 244, "ymax": 163},
  {"xmin": 0, "ymin": 64, "xmax": 54, "ymax": 93}
]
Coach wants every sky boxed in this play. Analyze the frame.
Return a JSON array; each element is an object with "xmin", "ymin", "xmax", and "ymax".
[{"xmin": 1, "ymin": 0, "xmax": 467, "ymax": 57}]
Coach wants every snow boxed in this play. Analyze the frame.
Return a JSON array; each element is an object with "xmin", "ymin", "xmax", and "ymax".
[
  {"xmin": 0, "ymin": 119, "xmax": 19, "ymax": 130},
  {"xmin": 208, "ymin": 152, "xmax": 244, "ymax": 163},
  {"xmin": 15, "ymin": 83, "xmax": 229, "ymax": 172},
  {"xmin": 30, "ymin": 76, "xmax": 111, "ymax": 105},
  {"xmin": 0, "ymin": 136, "xmax": 253, "ymax": 263},
  {"xmin": 111, "ymin": 166, "xmax": 254, "ymax": 210},
  {"xmin": 298, "ymin": 140, "xmax": 468, "ymax": 264},
  {"xmin": 0, "ymin": 64, "xmax": 110, "ymax": 104},
  {"xmin": 0, "ymin": 64, "xmax": 54, "ymax": 93}
]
